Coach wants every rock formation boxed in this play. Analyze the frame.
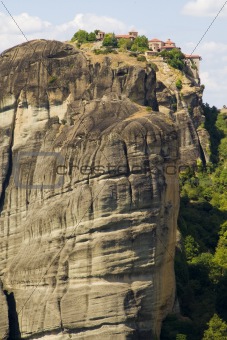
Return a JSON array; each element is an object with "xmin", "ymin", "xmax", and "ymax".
[
  {"xmin": 0, "ymin": 40, "xmax": 206, "ymax": 339},
  {"xmin": 0, "ymin": 279, "xmax": 9, "ymax": 340}
]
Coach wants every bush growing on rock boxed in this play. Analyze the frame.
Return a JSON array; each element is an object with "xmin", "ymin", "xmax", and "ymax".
[
  {"xmin": 176, "ymin": 79, "xmax": 183, "ymax": 90},
  {"xmin": 102, "ymin": 33, "xmax": 118, "ymax": 48},
  {"xmin": 137, "ymin": 55, "xmax": 146, "ymax": 62},
  {"xmin": 71, "ymin": 30, "xmax": 97, "ymax": 43},
  {"xmin": 71, "ymin": 29, "xmax": 88, "ymax": 43},
  {"xmin": 131, "ymin": 35, "xmax": 149, "ymax": 52},
  {"xmin": 160, "ymin": 48, "xmax": 185, "ymax": 71},
  {"xmin": 118, "ymin": 38, "xmax": 133, "ymax": 51}
]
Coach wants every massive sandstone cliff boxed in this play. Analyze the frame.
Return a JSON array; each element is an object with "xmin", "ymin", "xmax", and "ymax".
[{"xmin": 0, "ymin": 40, "xmax": 207, "ymax": 339}]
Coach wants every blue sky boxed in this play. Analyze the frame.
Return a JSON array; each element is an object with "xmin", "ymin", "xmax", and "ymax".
[{"xmin": 0, "ymin": 0, "xmax": 227, "ymax": 108}]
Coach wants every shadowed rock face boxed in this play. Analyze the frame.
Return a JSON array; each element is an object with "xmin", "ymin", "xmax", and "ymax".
[
  {"xmin": 0, "ymin": 40, "xmax": 203, "ymax": 339},
  {"xmin": 0, "ymin": 280, "xmax": 9, "ymax": 340}
]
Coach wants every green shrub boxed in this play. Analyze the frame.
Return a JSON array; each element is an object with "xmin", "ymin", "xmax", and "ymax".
[
  {"xmin": 184, "ymin": 235, "xmax": 200, "ymax": 261},
  {"xmin": 71, "ymin": 29, "xmax": 88, "ymax": 43},
  {"xmin": 137, "ymin": 55, "xmax": 146, "ymax": 62},
  {"xmin": 176, "ymin": 79, "xmax": 183, "ymax": 90},
  {"xmin": 71, "ymin": 29, "xmax": 98, "ymax": 43},
  {"xmin": 129, "ymin": 52, "xmax": 138, "ymax": 57},
  {"xmin": 176, "ymin": 334, "xmax": 187, "ymax": 340},
  {"xmin": 118, "ymin": 38, "xmax": 133, "ymax": 50},
  {"xmin": 160, "ymin": 48, "xmax": 185, "ymax": 71},
  {"xmin": 203, "ymin": 314, "xmax": 227, "ymax": 339},
  {"xmin": 102, "ymin": 33, "xmax": 118, "ymax": 47},
  {"xmin": 93, "ymin": 49, "xmax": 102, "ymax": 55},
  {"xmin": 131, "ymin": 35, "xmax": 149, "ymax": 52},
  {"xmin": 87, "ymin": 32, "xmax": 96, "ymax": 42},
  {"xmin": 49, "ymin": 75, "xmax": 58, "ymax": 84}
]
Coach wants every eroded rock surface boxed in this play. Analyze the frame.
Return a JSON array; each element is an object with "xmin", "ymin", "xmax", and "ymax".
[
  {"xmin": 0, "ymin": 280, "xmax": 8, "ymax": 340},
  {"xmin": 0, "ymin": 40, "xmax": 205, "ymax": 339}
]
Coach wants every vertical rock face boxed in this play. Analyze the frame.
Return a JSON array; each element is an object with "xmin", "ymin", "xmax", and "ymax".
[
  {"xmin": 0, "ymin": 280, "xmax": 8, "ymax": 340},
  {"xmin": 151, "ymin": 55, "xmax": 207, "ymax": 163},
  {"xmin": 0, "ymin": 40, "xmax": 204, "ymax": 339}
]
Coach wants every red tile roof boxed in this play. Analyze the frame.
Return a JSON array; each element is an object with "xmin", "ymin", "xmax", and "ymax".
[
  {"xmin": 149, "ymin": 38, "xmax": 163, "ymax": 42},
  {"xmin": 165, "ymin": 39, "xmax": 175, "ymax": 44},
  {"xmin": 184, "ymin": 54, "xmax": 201, "ymax": 59},
  {"xmin": 116, "ymin": 34, "xmax": 132, "ymax": 39}
]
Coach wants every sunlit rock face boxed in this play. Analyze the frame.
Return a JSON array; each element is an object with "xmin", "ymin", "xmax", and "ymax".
[{"xmin": 0, "ymin": 40, "xmax": 203, "ymax": 339}]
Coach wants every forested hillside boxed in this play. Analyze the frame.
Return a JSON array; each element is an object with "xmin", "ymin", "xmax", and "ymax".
[{"xmin": 161, "ymin": 104, "xmax": 227, "ymax": 339}]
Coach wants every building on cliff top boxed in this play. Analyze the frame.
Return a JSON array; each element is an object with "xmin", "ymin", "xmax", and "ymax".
[
  {"xmin": 115, "ymin": 31, "xmax": 138, "ymax": 41},
  {"xmin": 147, "ymin": 38, "xmax": 201, "ymax": 75},
  {"xmin": 96, "ymin": 31, "xmax": 138, "ymax": 41},
  {"xmin": 184, "ymin": 54, "xmax": 202, "ymax": 74},
  {"xmin": 148, "ymin": 38, "xmax": 177, "ymax": 52},
  {"xmin": 95, "ymin": 31, "xmax": 202, "ymax": 75},
  {"xmin": 96, "ymin": 31, "xmax": 105, "ymax": 40}
]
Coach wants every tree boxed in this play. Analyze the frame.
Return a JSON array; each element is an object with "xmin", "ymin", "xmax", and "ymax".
[
  {"xmin": 160, "ymin": 48, "xmax": 185, "ymax": 71},
  {"xmin": 131, "ymin": 35, "xmax": 149, "ymax": 52},
  {"xmin": 216, "ymin": 275, "xmax": 227, "ymax": 321},
  {"xmin": 219, "ymin": 138, "xmax": 227, "ymax": 162},
  {"xmin": 71, "ymin": 29, "xmax": 88, "ymax": 43},
  {"xmin": 190, "ymin": 252, "xmax": 221, "ymax": 284},
  {"xmin": 184, "ymin": 235, "xmax": 199, "ymax": 261},
  {"xmin": 176, "ymin": 79, "xmax": 183, "ymax": 91},
  {"xmin": 87, "ymin": 32, "xmax": 96, "ymax": 42},
  {"xmin": 203, "ymin": 314, "xmax": 227, "ymax": 339},
  {"xmin": 214, "ymin": 230, "xmax": 227, "ymax": 274},
  {"xmin": 102, "ymin": 33, "xmax": 118, "ymax": 47},
  {"xmin": 176, "ymin": 334, "xmax": 187, "ymax": 340},
  {"xmin": 118, "ymin": 38, "xmax": 133, "ymax": 50}
]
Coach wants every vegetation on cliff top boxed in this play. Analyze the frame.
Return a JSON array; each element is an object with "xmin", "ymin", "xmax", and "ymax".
[
  {"xmin": 70, "ymin": 30, "xmax": 193, "ymax": 73},
  {"xmin": 71, "ymin": 29, "xmax": 97, "ymax": 43},
  {"xmin": 159, "ymin": 48, "xmax": 186, "ymax": 71},
  {"xmin": 71, "ymin": 29, "xmax": 149, "ymax": 52}
]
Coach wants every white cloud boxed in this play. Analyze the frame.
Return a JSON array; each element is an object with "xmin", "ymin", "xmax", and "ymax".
[
  {"xmin": 0, "ymin": 12, "xmax": 129, "ymax": 53},
  {"xmin": 182, "ymin": 0, "xmax": 227, "ymax": 17},
  {"xmin": 200, "ymin": 71, "xmax": 219, "ymax": 90},
  {"xmin": 0, "ymin": 12, "xmax": 51, "ymax": 35},
  {"xmin": 200, "ymin": 68, "xmax": 227, "ymax": 107},
  {"xmin": 196, "ymin": 41, "xmax": 227, "ymax": 107},
  {"xmin": 191, "ymin": 41, "xmax": 227, "ymax": 62},
  {"xmin": 183, "ymin": 41, "xmax": 227, "ymax": 62},
  {"xmin": 198, "ymin": 41, "xmax": 227, "ymax": 52},
  {"xmin": 182, "ymin": 39, "xmax": 227, "ymax": 107},
  {"xmin": 58, "ymin": 13, "xmax": 128, "ymax": 34},
  {"xmin": 0, "ymin": 12, "xmax": 52, "ymax": 51}
]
